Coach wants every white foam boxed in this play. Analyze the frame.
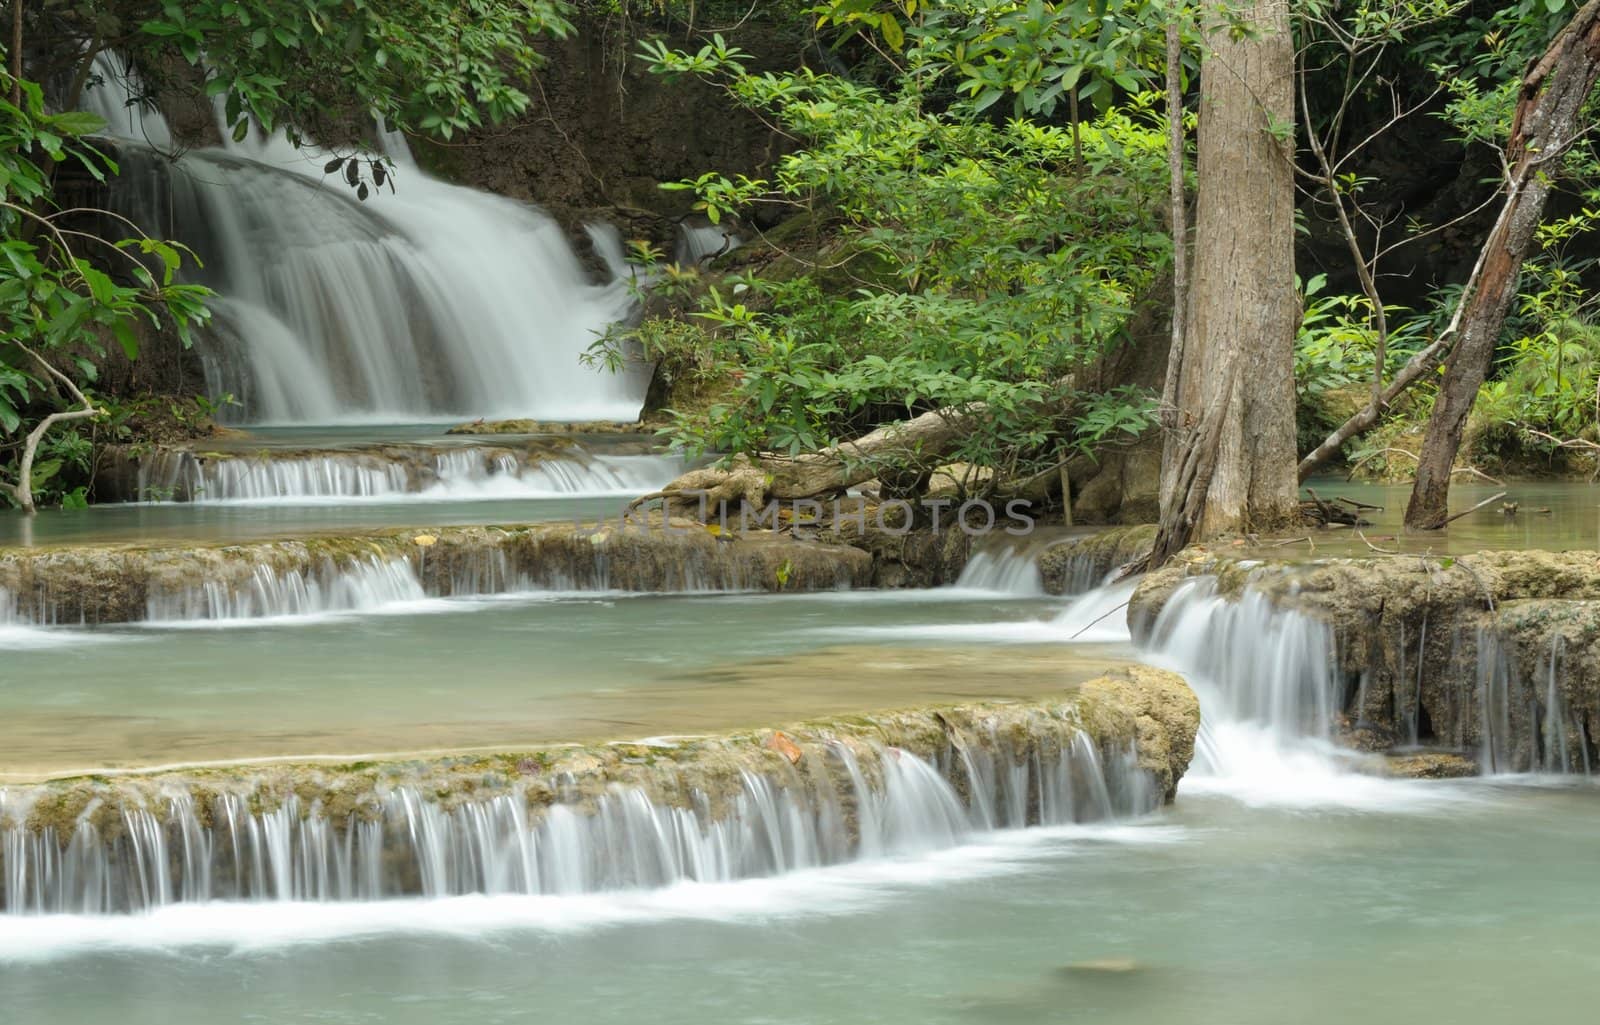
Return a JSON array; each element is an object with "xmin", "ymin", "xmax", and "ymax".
[{"xmin": 0, "ymin": 820, "xmax": 1185, "ymax": 963}]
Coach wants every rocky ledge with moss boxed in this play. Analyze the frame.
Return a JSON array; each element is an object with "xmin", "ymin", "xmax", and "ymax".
[
  {"xmin": 1130, "ymin": 547, "xmax": 1600, "ymax": 775},
  {"xmin": 0, "ymin": 517, "xmax": 873, "ymax": 624},
  {"xmin": 0, "ymin": 667, "xmax": 1199, "ymax": 910}
]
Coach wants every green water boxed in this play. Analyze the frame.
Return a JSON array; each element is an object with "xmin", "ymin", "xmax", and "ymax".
[
  {"xmin": 1291, "ymin": 478, "xmax": 1600, "ymax": 554},
  {"xmin": 2, "ymin": 782, "xmax": 1593, "ymax": 1024},
  {"xmin": 0, "ymin": 493, "xmax": 630, "ymax": 546},
  {"xmin": 0, "ymin": 590, "xmax": 1114, "ymax": 774}
]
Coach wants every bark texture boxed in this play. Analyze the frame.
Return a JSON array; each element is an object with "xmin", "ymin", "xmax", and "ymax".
[
  {"xmin": 1406, "ymin": 1, "xmax": 1600, "ymax": 530},
  {"xmin": 1158, "ymin": 0, "xmax": 1299, "ymax": 544}
]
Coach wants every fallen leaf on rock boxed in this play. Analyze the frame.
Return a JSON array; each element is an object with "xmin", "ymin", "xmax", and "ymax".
[{"xmin": 765, "ymin": 731, "xmax": 803, "ymax": 764}]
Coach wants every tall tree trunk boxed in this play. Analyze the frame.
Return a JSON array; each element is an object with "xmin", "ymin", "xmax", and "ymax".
[
  {"xmin": 1157, "ymin": 0, "xmax": 1299, "ymax": 547},
  {"xmin": 1158, "ymin": 16, "xmax": 1189, "ymax": 500},
  {"xmin": 1406, "ymin": 2, "xmax": 1600, "ymax": 529}
]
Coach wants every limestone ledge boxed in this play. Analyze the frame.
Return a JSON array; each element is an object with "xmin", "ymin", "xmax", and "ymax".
[
  {"xmin": 93, "ymin": 435, "xmax": 664, "ymax": 503},
  {"xmin": 445, "ymin": 419, "xmax": 657, "ymax": 436},
  {"xmin": 1037, "ymin": 525, "xmax": 1154, "ymax": 595},
  {"xmin": 0, "ymin": 518, "xmax": 873, "ymax": 624},
  {"xmin": 1130, "ymin": 547, "xmax": 1600, "ymax": 775},
  {"xmin": 3, "ymin": 667, "xmax": 1199, "ymax": 841}
]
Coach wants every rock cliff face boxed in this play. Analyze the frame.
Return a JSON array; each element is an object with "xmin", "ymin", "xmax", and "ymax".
[
  {"xmin": 428, "ymin": 11, "xmax": 809, "ymax": 251},
  {"xmin": 1131, "ymin": 549, "xmax": 1600, "ymax": 773},
  {"xmin": 0, "ymin": 668, "xmax": 1199, "ymax": 913}
]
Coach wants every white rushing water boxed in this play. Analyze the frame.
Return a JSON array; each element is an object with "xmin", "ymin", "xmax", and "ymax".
[
  {"xmin": 1141, "ymin": 577, "xmax": 1340, "ymax": 776},
  {"xmin": 83, "ymin": 55, "xmax": 647, "ymax": 424},
  {"xmin": 675, "ymin": 220, "xmax": 741, "ymax": 266},
  {"xmin": 953, "ymin": 547, "xmax": 1045, "ymax": 596},
  {"xmin": 132, "ymin": 448, "xmax": 683, "ymax": 503},
  {"xmin": 143, "ymin": 555, "xmax": 430, "ymax": 622},
  {"xmin": 0, "ymin": 737, "xmax": 1151, "ymax": 916}
]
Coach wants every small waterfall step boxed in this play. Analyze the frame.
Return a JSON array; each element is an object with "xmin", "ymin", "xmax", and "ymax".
[
  {"xmin": 1129, "ymin": 549, "xmax": 1600, "ymax": 778},
  {"xmin": 956, "ymin": 527, "xmax": 1155, "ymax": 597},
  {"xmin": 0, "ymin": 520, "xmax": 876, "ymax": 625},
  {"xmin": 95, "ymin": 437, "xmax": 684, "ymax": 503},
  {"xmin": 0, "ymin": 676, "xmax": 1195, "ymax": 914}
]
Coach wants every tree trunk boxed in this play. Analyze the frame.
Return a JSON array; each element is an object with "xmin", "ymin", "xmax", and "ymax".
[
  {"xmin": 1406, "ymin": 1, "xmax": 1600, "ymax": 530},
  {"xmin": 1157, "ymin": 16, "xmax": 1188, "ymax": 493},
  {"xmin": 1157, "ymin": 0, "xmax": 1299, "ymax": 548}
]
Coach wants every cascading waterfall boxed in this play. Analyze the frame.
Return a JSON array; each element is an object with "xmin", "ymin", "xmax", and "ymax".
[
  {"xmin": 130, "ymin": 446, "xmax": 683, "ymax": 503},
  {"xmin": 955, "ymin": 535, "xmax": 1145, "ymax": 599},
  {"xmin": 954, "ymin": 547, "xmax": 1045, "ymax": 596},
  {"xmin": 675, "ymin": 221, "xmax": 742, "ymax": 266},
  {"xmin": 0, "ymin": 736, "xmax": 1154, "ymax": 915},
  {"xmin": 1141, "ymin": 577, "xmax": 1342, "ymax": 778},
  {"xmin": 1138, "ymin": 571, "xmax": 1596, "ymax": 783},
  {"xmin": 143, "ymin": 556, "xmax": 426, "ymax": 622},
  {"xmin": 82, "ymin": 55, "xmax": 647, "ymax": 424},
  {"xmin": 1540, "ymin": 636, "xmax": 1590, "ymax": 775}
]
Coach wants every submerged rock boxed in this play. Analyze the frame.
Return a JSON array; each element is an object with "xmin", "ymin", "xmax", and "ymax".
[
  {"xmin": 0, "ymin": 668, "xmax": 1199, "ymax": 913},
  {"xmin": 1380, "ymin": 751, "xmax": 1479, "ymax": 779}
]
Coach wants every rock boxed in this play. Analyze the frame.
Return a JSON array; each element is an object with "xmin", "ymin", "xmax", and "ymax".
[
  {"xmin": 1081, "ymin": 666, "xmax": 1200, "ymax": 802},
  {"xmin": 1036, "ymin": 526, "xmax": 1155, "ymax": 595},
  {"xmin": 764, "ymin": 731, "xmax": 804, "ymax": 765},
  {"xmin": 0, "ymin": 517, "xmax": 874, "ymax": 625},
  {"xmin": 1129, "ymin": 548, "xmax": 1600, "ymax": 774},
  {"xmin": 1062, "ymin": 959, "xmax": 1141, "ymax": 974},
  {"xmin": 1380, "ymin": 752, "xmax": 1479, "ymax": 779}
]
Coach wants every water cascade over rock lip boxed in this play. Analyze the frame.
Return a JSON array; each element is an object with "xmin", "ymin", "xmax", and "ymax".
[
  {"xmin": 0, "ymin": 670, "xmax": 1197, "ymax": 915},
  {"xmin": 0, "ymin": 520, "xmax": 876, "ymax": 626},
  {"xmin": 955, "ymin": 527, "xmax": 1155, "ymax": 599},
  {"xmin": 83, "ymin": 55, "xmax": 648, "ymax": 425},
  {"xmin": 96, "ymin": 441, "xmax": 685, "ymax": 504},
  {"xmin": 1131, "ymin": 549, "xmax": 1600, "ymax": 778}
]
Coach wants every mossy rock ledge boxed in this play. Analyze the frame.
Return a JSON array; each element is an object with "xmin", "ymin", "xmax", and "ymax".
[
  {"xmin": 0, "ymin": 668, "xmax": 1199, "ymax": 906},
  {"xmin": 0, "ymin": 518, "xmax": 873, "ymax": 624},
  {"xmin": 1129, "ymin": 548, "xmax": 1600, "ymax": 774}
]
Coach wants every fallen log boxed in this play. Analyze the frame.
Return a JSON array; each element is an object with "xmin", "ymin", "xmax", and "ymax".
[{"xmin": 633, "ymin": 377, "xmax": 1076, "ymax": 518}]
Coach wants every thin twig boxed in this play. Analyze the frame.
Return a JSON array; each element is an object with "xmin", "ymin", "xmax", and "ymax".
[
  {"xmin": 1068, "ymin": 600, "xmax": 1131, "ymax": 642},
  {"xmin": 1439, "ymin": 491, "xmax": 1508, "ymax": 528},
  {"xmin": 1357, "ymin": 530, "xmax": 1398, "ymax": 555}
]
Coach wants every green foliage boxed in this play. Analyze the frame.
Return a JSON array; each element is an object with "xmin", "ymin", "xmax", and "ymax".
[
  {"xmin": 139, "ymin": 0, "xmax": 574, "ymax": 143},
  {"xmin": 1477, "ymin": 320, "xmax": 1600, "ymax": 443},
  {"xmin": 1, "ymin": 65, "xmax": 211, "ymax": 505},
  {"xmin": 1294, "ymin": 275, "xmax": 1427, "ymax": 403},
  {"xmin": 1474, "ymin": 209, "xmax": 1600, "ymax": 454},
  {"xmin": 620, "ymin": 30, "xmax": 1170, "ymax": 484}
]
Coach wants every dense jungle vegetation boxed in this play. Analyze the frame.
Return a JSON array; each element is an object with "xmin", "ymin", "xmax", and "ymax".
[{"xmin": 5, "ymin": 1, "xmax": 1600, "ymax": 543}]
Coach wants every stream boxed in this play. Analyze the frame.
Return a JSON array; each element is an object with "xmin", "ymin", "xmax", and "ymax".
[
  {"xmin": 2, "ymin": 54, "xmax": 1596, "ymax": 1022},
  {"xmin": 4, "ymin": 474, "xmax": 1599, "ymax": 1022}
]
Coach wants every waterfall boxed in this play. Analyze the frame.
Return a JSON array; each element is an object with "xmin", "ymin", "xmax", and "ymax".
[
  {"xmin": 675, "ymin": 220, "xmax": 741, "ymax": 266},
  {"xmin": 0, "ymin": 737, "xmax": 1154, "ymax": 915},
  {"xmin": 129, "ymin": 447, "xmax": 684, "ymax": 503},
  {"xmin": 1137, "ymin": 572, "xmax": 1593, "ymax": 788},
  {"xmin": 1140, "ymin": 577, "xmax": 1348, "ymax": 791},
  {"xmin": 82, "ymin": 54, "xmax": 647, "ymax": 425},
  {"xmin": 954, "ymin": 546, "xmax": 1045, "ymax": 596},
  {"xmin": 143, "ymin": 555, "xmax": 428, "ymax": 622}
]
